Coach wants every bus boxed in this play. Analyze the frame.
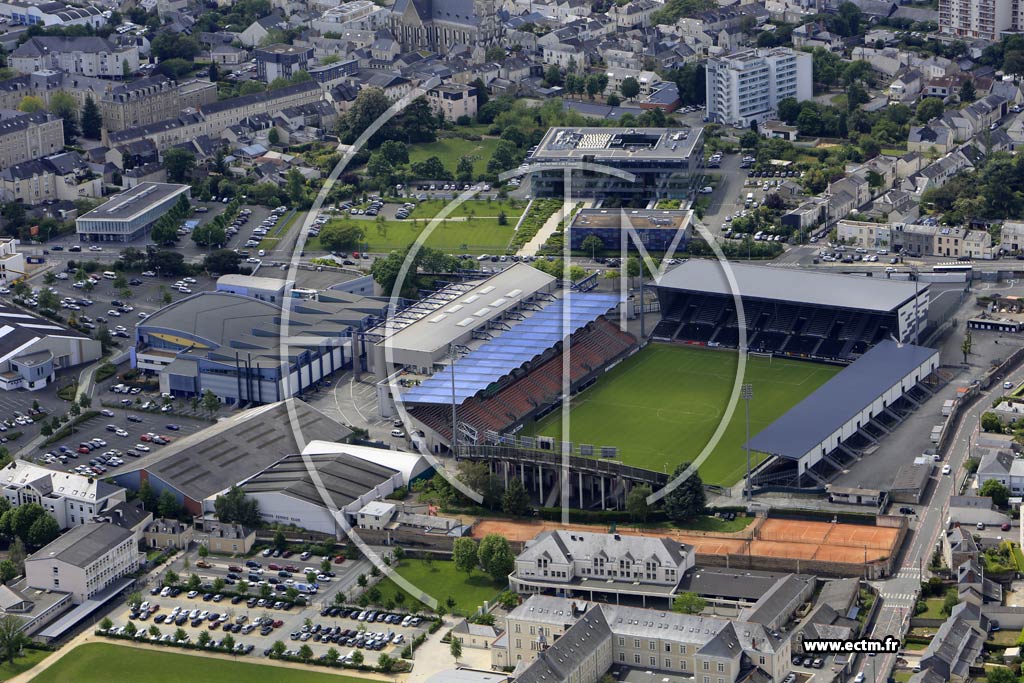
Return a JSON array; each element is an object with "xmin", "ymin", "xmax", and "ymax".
[{"xmin": 933, "ymin": 264, "xmax": 973, "ymax": 274}]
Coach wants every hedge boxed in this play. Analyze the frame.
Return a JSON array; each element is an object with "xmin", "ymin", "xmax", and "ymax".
[{"xmin": 43, "ymin": 410, "xmax": 100, "ymax": 445}]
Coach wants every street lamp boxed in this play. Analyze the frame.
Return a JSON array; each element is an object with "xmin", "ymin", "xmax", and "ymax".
[{"xmin": 742, "ymin": 383, "xmax": 753, "ymax": 501}]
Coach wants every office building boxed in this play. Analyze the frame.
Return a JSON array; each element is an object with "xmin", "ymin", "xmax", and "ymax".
[
  {"xmin": 255, "ymin": 44, "xmax": 313, "ymax": 83},
  {"xmin": 25, "ymin": 522, "xmax": 138, "ymax": 602},
  {"xmin": 706, "ymin": 47, "xmax": 812, "ymax": 128},
  {"xmin": 530, "ymin": 127, "xmax": 704, "ymax": 199},
  {"xmin": 0, "ymin": 302, "xmax": 102, "ymax": 391},
  {"xmin": 75, "ymin": 182, "xmax": 190, "ymax": 243},
  {"xmin": 568, "ymin": 208, "xmax": 692, "ymax": 252}
]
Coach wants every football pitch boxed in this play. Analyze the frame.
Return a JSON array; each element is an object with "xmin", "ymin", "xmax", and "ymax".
[{"xmin": 524, "ymin": 344, "xmax": 839, "ymax": 486}]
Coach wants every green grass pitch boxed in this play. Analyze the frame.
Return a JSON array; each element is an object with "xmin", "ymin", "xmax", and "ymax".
[{"xmin": 524, "ymin": 344, "xmax": 839, "ymax": 486}]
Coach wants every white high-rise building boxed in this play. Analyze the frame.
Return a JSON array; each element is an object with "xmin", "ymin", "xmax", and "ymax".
[
  {"xmin": 938, "ymin": 0, "xmax": 1014, "ymax": 41},
  {"xmin": 706, "ymin": 47, "xmax": 812, "ymax": 129}
]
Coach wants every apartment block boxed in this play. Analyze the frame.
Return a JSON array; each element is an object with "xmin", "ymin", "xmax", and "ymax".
[
  {"xmin": 0, "ymin": 110, "xmax": 64, "ymax": 170},
  {"xmin": 706, "ymin": 47, "xmax": 812, "ymax": 128},
  {"xmin": 100, "ymin": 76, "xmax": 217, "ymax": 133},
  {"xmin": 939, "ymin": 0, "xmax": 1016, "ymax": 41},
  {"xmin": 426, "ymin": 83, "xmax": 478, "ymax": 121},
  {"xmin": 0, "ymin": 152, "xmax": 102, "ymax": 205},
  {"xmin": 255, "ymin": 44, "xmax": 313, "ymax": 83},
  {"xmin": 10, "ymin": 37, "xmax": 140, "ymax": 78}
]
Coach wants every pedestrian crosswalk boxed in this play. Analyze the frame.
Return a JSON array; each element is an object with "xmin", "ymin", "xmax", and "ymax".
[
  {"xmin": 881, "ymin": 593, "xmax": 917, "ymax": 602},
  {"xmin": 895, "ymin": 568, "xmax": 922, "ymax": 580}
]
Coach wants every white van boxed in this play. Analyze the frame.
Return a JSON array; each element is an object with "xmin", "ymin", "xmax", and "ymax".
[{"xmin": 102, "ymin": 271, "xmax": 117, "ymax": 280}]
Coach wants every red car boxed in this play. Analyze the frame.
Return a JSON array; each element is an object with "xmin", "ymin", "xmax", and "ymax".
[
  {"xmin": 333, "ymin": 555, "xmax": 345, "ymax": 564},
  {"xmin": 228, "ymin": 565, "xmax": 243, "ymax": 573},
  {"xmin": 139, "ymin": 434, "xmax": 152, "ymax": 442},
  {"xmin": 1002, "ymin": 522, "xmax": 1012, "ymax": 531},
  {"xmin": 281, "ymin": 550, "xmax": 293, "ymax": 558},
  {"xmin": 77, "ymin": 446, "xmax": 90, "ymax": 454},
  {"xmin": 268, "ymin": 563, "xmax": 282, "ymax": 571},
  {"xmin": 284, "ymin": 565, "xmax": 298, "ymax": 573},
  {"xmin": 272, "ymin": 620, "xmax": 283, "ymax": 628}
]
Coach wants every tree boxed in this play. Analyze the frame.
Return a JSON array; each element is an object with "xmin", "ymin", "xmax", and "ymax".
[
  {"xmin": 664, "ymin": 463, "xmax": 706, "ymax": 522},
  {"xmin": 325, "ymin": 646, "xmax": 340, "ymax": 664},
  {"xmin": 672, "ymin": 591, "xmax": 707, "ymax": 615},
  {"xmin": 163, "ymin": 569, "xmax": 179, "ymax": 587},
  {"xmin": 0, "ymin": 560, "xmax": 17, "ymax": 584},
  {"xmin": 81, "ymin": 95, "xmax": 102, "ymax": 140},
  {"xmin": 351, "ymin": 650, "xmax": 364, "ymax": 666},
  {"xmin": 450, "ymin": 638, "xmax": 463, "ymax": 661},
  {"xmin": 158, "ymin": 490, "xmax": 181, "ymax": 518},
  {"xmin": 606, "ymin": 93, "xmax": 621, "ymax": 107},
  {"xmin": 456, "ymin": 156, "xmax": 474, "ymax": 183},
  {"xmin": 580, "ymin": 234, "xmax": 604, "ymax": 260},
  {"xmin": 123, "ymin": 620, "xmax": 137, "ymax": 637},
  {"xmin": 99, "ymin": 617, "xmax": 113, "ymax": 631},
  {"xmin": 50, "ymin": 91, "xmax": 80, "ymax": 143},
  {"xmin": 236, "ymin": 580, "xmax": 249, "ymax": 596},
  {"xmin": 986, "ymin": 668, "xmax": 1016, "ymax": 683},
  {"xmin": 274, "ymin": 530, "xmax": 287, "ymax": 551},
  {"xmin": 187, "ymin": 573, "xmax": 201, "ymax": 591},
  {"xmin": 298, "ymin": 644, "xmax": 313, "ymax": 660},
  {"xmin": 201, "ymin": 388, "xmax": 220, "ymax": 417},
  {"xmin": 318, "ymin": 222, "xmax": 365, "ymax": 253},
  {"xmin": 544, "ymin": 64, "xmax": 562, "ymax": 87},
  {"xmin": 917, "ymin": 97, "xmax": 944, "ymax": 122},
  {"xmin": 484, "ymin": 539, "xmax": 515, "ymax": 583},
  {"xmin": 620, "ymin": 76, "xmax": 640, "ymax": 101},
  {"xmin": 626, "ymin": 484, "xmax": 652, "ymax": 524},
  {"xmin": 203, "ymin": 249, "xmax": 242, "ymax": 275},
  {"xmin": 222, "ymin": 633, "xmax": 235, "ymax": 651},
  {"xmin": 27, "ymin": 514, "xmax": 59, "ymax": 547},
  {"xmin": 502, "ymin": 478, "xmax": 530, "ymax": 517},
  {"xmin": 197, "ymin": 630, "xmax": 211, "ymax": 647},
  {"xmin": 378, "ymin": 653, "xmax": 395, "ymax": 673},
  {"xmin": 163, "ymin": 148, "xmax": 196, "ymax": 184},
  {"xmin": 148, "ymin": 624, "xmax": 161, "ymax": 638},
  {"xmin": 268, "ymin": 127, "xmax": 280, "ymax": 146},
  {"xmin": 452, "ymin": 537, "xmax": 478, "ymax": 575},
  {"xmin": 271, "ymin": 640, "xmax": 286, "ymax": 657},
  {"xmin": 17, "ymin": 96, "xmax": 45, "ymax": 113},
  {"xmin": 213, "ymin": 486, "xmax": 261, "ymax": 527},
  {"xmin": 126, "ymin": 591, "xmax": 143, "ymax": 611},
  {"xmin": 960, "ymin": 78, "xmax": 976, "ymax": 103},
  {"xmin": 980, "ymin": 479, "xmax": 1010, "ymax": 508}
]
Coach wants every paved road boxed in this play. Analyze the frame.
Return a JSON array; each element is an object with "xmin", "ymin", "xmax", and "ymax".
[{"xmin": 859, "ymin": 366, "xmax": 1022, "ymax": 682}]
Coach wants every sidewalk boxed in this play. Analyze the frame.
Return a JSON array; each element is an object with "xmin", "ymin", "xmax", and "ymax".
[{"xmin": 516, "ymin": 199, "xmax": 592, "ymax": 257}]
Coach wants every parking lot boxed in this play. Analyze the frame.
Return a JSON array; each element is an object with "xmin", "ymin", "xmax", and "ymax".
[{"xmin": 105, "ymin": 580, "xmax": 431, "ymax": 663}]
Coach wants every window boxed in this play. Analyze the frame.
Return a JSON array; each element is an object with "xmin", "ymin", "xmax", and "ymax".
[
  {"xmin": 717, "ymin": 663, "xmax": 725, "ymax": 673},
  {"xmin": 665, "ymin": 643, "xmax": 672, "ymax": 652},
  {"xmin": 650, "ymin": 656, "xmax": 657, "ymax": 666},
  {"xmin": 634, "ymin": 654, "xmax": 641, "ymax": 664},
  {"xmin": 649, "ymin": 641, "xmax": 656, "ymax": 650},
  {"xmin": 703, "ymin": 661, "xmax": 710, "ymax": 671},
  {"xmin": 634, "ymin": 639, "xmax": 640, "ymax": 648}
]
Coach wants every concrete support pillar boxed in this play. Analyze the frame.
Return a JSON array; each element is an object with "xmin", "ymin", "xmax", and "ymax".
[
  {"xmin": 578, "ymin": 472, "xmax": 583, "ymax": 508},
  {"xmin": 538, "ymin": 465, "xmax": 543, "ymax": 502},
  {"xmin": 600, "ymin": 477, "xmax": 606, "ymax": 510}
]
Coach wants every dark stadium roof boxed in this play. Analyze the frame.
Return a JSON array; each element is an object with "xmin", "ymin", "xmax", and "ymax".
[
  {"xmin": 656, "ymin": 260, "xmax": 926, "ymax": 313},
  {"xmin": 746, "ymin": 340, "xmax": 938, "ymax": 461}
]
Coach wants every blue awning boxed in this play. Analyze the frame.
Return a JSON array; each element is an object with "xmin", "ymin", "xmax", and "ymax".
[{"xmin": 402, "ymin": 293, "xmax": 621, "ymax": 405}]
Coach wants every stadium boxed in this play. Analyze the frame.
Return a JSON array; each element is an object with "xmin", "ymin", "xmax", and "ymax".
[{"xmin": 381, "ymin": 260, "xmax": 942, "ymax": 505}]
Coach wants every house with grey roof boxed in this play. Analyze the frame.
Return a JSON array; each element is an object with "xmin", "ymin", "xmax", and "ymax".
[
  {"xmin": 10, "ymin": 37, "xmax": 139, "ymax": 78},
  {"xmin": 510, "ymin": 530, "xmax": 693, "ymax": 608},
  {"xmin": 943, "ymin": 525, "xmax": 979, "ymax": 570},
  {"xmin": 913, "ymin": 608, "xmax": 986, "ymax": 683}
]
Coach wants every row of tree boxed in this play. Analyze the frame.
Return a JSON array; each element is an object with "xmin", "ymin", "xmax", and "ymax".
[{"xmin": 451, "ymin": 534, "xmax": 517, "ymax": 583}]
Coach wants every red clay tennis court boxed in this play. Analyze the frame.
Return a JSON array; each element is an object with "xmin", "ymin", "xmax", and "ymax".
[{"xmin": 472, "ymin": 516, "xmax": 899, "ymax": 565}]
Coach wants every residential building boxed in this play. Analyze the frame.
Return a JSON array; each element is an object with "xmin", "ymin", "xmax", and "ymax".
[
  {"xmin": 964, "ymin": 229, "xmax": 994, "ymax": 259},
  {"xmin": 255, "ymin": 44, "xmax": 313, "ymax": 83},
  {"xmin": 705, "ymin": 47, "xmax": 812, "ymax": 128},
  {"xmin": 426, "ymin": 83, "xmax": 478, "ymax": 121},
  {"xmin": 193, "ymin": 519, "xmax": 255, "ymax": 555},
  {"xmin": 24, "ymin": 522, "xmax": 138, "ymax": 602},
  {"xmin": 100, "ymin": 76, "xmax": 217, "ymax": 133},
  {"xmin": 510, "ymin": 530, "xmax": 693, "ymax": 609},
  {"xmin": 0, "ymin": 110, "xmax": 64, "ymax": 170},
  {"xmin": 0, "ymin": 152, "xmax": 102, "ymax": 204},
  {"xmin": 943, "ymin": 525, "xmax": 980, "ymax": 570},
  {"xmin": 0, "ymin": 302, "xmax": 102, "ymax": 391},
  {"xmin": 452, "ymin": 619, "xmax": 500, "ymax": 649},
  {"xmin": 912, "ymin": 608, "xmax": 986, "ymax": 683},
  {"xmin": 976, "ymin": 447, "xmax": 1024, "ymax": 497},
  {"xmin": 1002, "ymin": 221, "xmax": 1024, "ymax": 252},
  {"xmin": 75, "ymin": 182, "xmax": 191, "ymax": 243},
  {"xmin": 142, "ymin": 518, "xmax": 193, "ymax": 549},
  {"xmin": 938, "ymin": 0, "xmax": 1016, "ymax": 41},
  {"xmin": 0, "ymin": 460, "xmax": 126, "ymax": 529},
  {"xmin": 0, "ymin": 239, "xmax": 24, "ymax": 287},
  {"xmin": 836, "ymin": 219, "xmax": 893, "ymax": 250},
  {"xmin": 10, "ymin": 37, "xmax": 139, "ymax": 78},
  {"xmin": 311, "ymin": 0, "xmax": 389, "ymax": 32}
]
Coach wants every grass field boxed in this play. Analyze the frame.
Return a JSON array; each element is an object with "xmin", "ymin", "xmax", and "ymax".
[
  {"xmin": 407, "ymin": 137, "xmax": 502, "ymax": 178},
  {"xmin": 29, "ymin": 643, "xmax": 375, "ymax": 683},
  {"xmin": 371, "ymin": 559, "xmax": 505, "ymax": 616},
  {"xmin": 525, "ymin": 344, "xmax": 839, "ymax": 486},
  {"xmin": 258, "ymin": 209, "xmax": 298, "ymax": 250},
  {"xmin": 0, "ymin": 648, "xmax": 52, "ymax": 681},
  {"xmin": 310, "ymin": 199, "xmax": 525, "ymax": 255}
]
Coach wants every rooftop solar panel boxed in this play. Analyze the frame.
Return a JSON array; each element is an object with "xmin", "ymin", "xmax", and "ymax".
[{"xmin": 402, "ymin": 293, "xmax": 621, "ymax": 404}]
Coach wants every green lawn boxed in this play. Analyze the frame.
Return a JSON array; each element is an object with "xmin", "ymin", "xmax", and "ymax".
[
  {"xmin": 917, "ymin": 598, "xmax": 947, "ymax": 619},
  {"xmin": 524, "ymin": 344, "xmax": 839, "ymax": 486},
  {"xmin": 0, "ymin": 648, "xmax": 52, "ymax": 681},
  {"xmin": 309, "ymin": 199, "xmax": 526, "ymax": 255},
  {"xmin": 258, "ymin": 210, "xmax": 299, "ymax": 250},
  {"xmin": 408, "ymin": 137, "xmax": 502, "ymax": 178},
  {"xmin": 371, "ymin": 559, "xmax": 505, "ymax": 617},
  {"xmin": 30, "ymin": 643, "xmax": 375, "ymax": 683}
]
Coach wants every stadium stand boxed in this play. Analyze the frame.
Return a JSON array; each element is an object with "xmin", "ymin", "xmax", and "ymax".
[{"xmin": 653, "ymin": 261, "xmax": 927, "ymax": 363}]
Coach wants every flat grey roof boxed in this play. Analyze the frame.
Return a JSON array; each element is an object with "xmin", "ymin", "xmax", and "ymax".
[
  {"xmin": 36, "ymin": 576, "xmax": 132, "ymax": 640},
  {"xmin": 534, "ymin": 126, "xmax": 701, "ymax": 162},
  {"xmin": 656, "ymin": 260, "xmax": 926, "ymax": 313},
  {"xmin": 136, "ymin": 399, "xmax": 352, "ymax": 502},
  {"xmin": 216, "ymin": 274, "xmax": 289, "ymax": 292},
  {"xmin": 78, "ymin": 182, "xmax": 189, "ymax": 222},
  {"xmin": 678, "ymin": 567, "xmax": 797, "ymax": 601},
  {"xmin": 370, "ymin": 263, "xmax": 556, "ymax": 354},
  {"xmin": 747, "ymin": 340, "xmax": 939, "ymax": 461},
  {"xmin": 27, "ymin": 523, "xmax": 132, "ymax": 568}
]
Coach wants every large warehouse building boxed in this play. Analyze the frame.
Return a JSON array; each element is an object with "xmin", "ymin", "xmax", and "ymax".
[
  {"xmin": 529, "ymin": 126, "xmax": 704, "ymax": 199},
  {"xmin": 653, "ymin": 260, "xmax": 931, "ymax": 362},
  {"xmin": 747, "ymin": 340, "xmax": 940, "ymax": 487},
  {"xmin": 133, "ymin": 290, "xmax": 387, "ymax": 404},
  {"xmin": 0, "ymin": 302, "xmax": 102, "ymax": 391},
  {"xmin": 75, "ymin": 182, "xmax": 190, "ymax": 243}
]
